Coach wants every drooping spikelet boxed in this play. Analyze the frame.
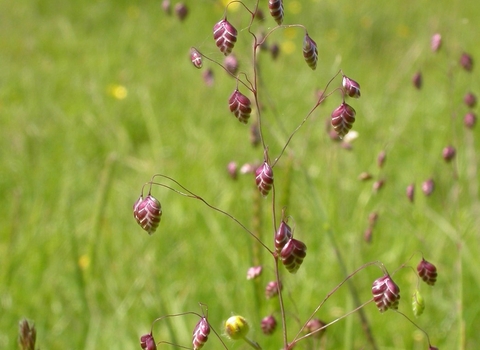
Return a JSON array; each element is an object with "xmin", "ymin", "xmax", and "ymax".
[
  {"xmin": 228, "ymin": 89, "xmax": 252, "ymax": 124},
  {"xmin": 190, "ymin": 48, "xmax": 203, "ymax": 69},
  {"xmin": 303, "ymin": 318, "xmax": 327, "ymax": 339},
  {"xmin": 265, "ymin": 280, "xmax": 282, "ymax": 299},
  {"xmin": 280, "ymin": 238, "xmax": 307, "ymax": 273},
  {"xmin": 342, "ymin": 75, "xmax": 361, "ymax": 98},
  {"xmin": 133, "ymin": 194, "xmax": 162, "ymax": 235},
  {"xmin": 330, "ymin": 102, "xmax": 356, "ymax": 139},
  {"xmin": 213, "ymin": 19, "xmax": 238, "ymax": 56},
  {"xmin": 417, "ymin": 258, "xmax": 437, "ymax": 286},
  {"xmin": 371, "ymin": 274, "xmax": 401, "ymax": 312},
  {"xmin": 303, "ymin": 33, "xmax": 318, "ymax": 70},
  {"xmin": 140, "ymin": 333, "xmax": 157, "ymax": 350},
  {"xmin": 261, "ymin": 315, "xmax": 277, "ymax": 335},
  {"xmin": 255, "ymin": 161, "xmax": 274, "ymax": 196},
  {"xmin": 192, "ymin": 317, "xmax": 210, "ymax": 350},
  {"xmin": 268, "ymin": 0, "xmax": 284, "ymax": 25},
  {"xmin": 275, "ymin": 219, "xmax": 292, "ymax": 254}
]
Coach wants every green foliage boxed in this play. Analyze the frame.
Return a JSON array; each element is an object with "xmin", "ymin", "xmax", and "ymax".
[{"xmin": 1, "ymin": 0, "xmax": 479, "ymax": 349}]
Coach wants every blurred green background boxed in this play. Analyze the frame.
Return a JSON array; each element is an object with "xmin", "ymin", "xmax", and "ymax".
[{"xmin": 1, "ymin": 0, "xmax": 479, "ymax": 349}]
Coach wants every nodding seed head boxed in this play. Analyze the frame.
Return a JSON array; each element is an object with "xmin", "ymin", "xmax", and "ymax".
[
  {"xmin": 460, "ymin": 52, "xmax": 473, "ymax": 72},
  {"xmin": 261, "ymin": 315, "xmax": 277, "ymax": 335},
  {"xmin": 265, "ymin": 280, "xmax": 282, "ymax": 299},
  {"xmin": 412, "ymin": 71, "xmax": 422, "ymax": 89},
  {"xmin": 140, "ymin": 333, "xmax": 157, "ymax": 350},
  {"xmin": 268, "ymin": 0, "xmax": 284, "ymax": 25},
  {"xmin": 228, "ymin": 89, "xmax": 252, "ymax": 124},
  {"xmin": 275, "ymin": 220, "xmax": 292, "ymax": 255},
  {"xmin": 213, "ymin": 19, "xmax": 238, "ymax": 56},
  {"xmin": 303, "ymin": 33, "xmax": 318, "ymax": 70},
  {"xmin": 442, "ymin": 145, "xmax": 456, "ymax": 162},
  {"xmin": 331, "ymin": 102, "xmax": 356, "ymax": 139},
  {"xmin": 417, "ymin": 258, "xmax": 438, "ymax": 286},
  {"xmin": 133, "ymin": 194, "xmax": 162, "ymax": 235},
  {"xmin": 342, "ymin": 76, "xmax": 361, "ymax": 98},
  {"xmin": 464, "ymin": 112, "xmax": 477, "ymax": 129},
  {"xmin": 255, "ymin": 162, "xmax": 274, "ymax": 196},
  {"xmin": 372, "ymin": 274, "xmax": 401, "ymax": 313},
  {"xmin": 464, "ymin": 92, "xmax": 477, "ymax": 108},
  {"xmin": 280, "ymin": 238, "xmax": 307, "ymax": 274},
  {"xmin": 431, "ymin": 33, "xmax": 442, "ymax": 52},
  {"xmin": 192, "ymin": 317, "xmax": 210, "ymax": 350}
]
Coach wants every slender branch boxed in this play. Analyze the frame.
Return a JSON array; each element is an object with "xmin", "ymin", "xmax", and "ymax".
[
  {"xmin": 148, "ymin": 174, "xmax": 273, "ymax": 253},
  {"xmin": 293, "ymin": 299, "xmax": 374, "ymax": 345},
  {"xmin": 271, "ymin": 71, "xmax": 342, "ymax": 168},
  {"xmin": 291, "ymin": 261, "xmax": 380, "ymax": 343}
]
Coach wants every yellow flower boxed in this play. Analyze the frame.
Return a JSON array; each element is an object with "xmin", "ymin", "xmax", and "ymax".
[
  {"xmin": 222, "ymin": 0, "xmax": 240, "ymax": 12},
  {"xmin": 107, "ymin": 84, "xmax": 128, "ymax": 100},
  {"xmin": 225, "ymin": 315, "xmax": 250, "ymax": 340},
  {"xmin": 78, "ymin": 254, "xmax": 90, "ymax": 271},
  {"xmin": 224, "ymin": 316, "xmax": 261, "ymax": 349}
]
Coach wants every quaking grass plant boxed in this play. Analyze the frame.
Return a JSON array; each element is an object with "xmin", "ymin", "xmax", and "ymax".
[{"xmin": 132, "ymin": 1, "xmax": 442, "ymax": 349}]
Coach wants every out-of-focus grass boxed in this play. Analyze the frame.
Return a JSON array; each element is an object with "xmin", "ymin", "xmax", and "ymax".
[{"xmin": 0, "ymin": 0, "xmax": 479, "ymax": 349}]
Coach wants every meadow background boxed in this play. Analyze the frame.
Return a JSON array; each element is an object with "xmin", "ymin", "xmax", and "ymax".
[{"xmin": 1, "ymin": 0, "xmax": 479, "ymax": 349}]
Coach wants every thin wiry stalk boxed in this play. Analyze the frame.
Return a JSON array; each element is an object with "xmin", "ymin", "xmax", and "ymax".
[
  {"xmin": 148, "ymin": 174, "xmax": 272, "ymax": 253},
  {"xmin": 150, "ymin": 311, "xmax": 230, "ymax": 350},
  {"xmin": 293, "ymin": 299, "xmax": 373, "ymax": 344},
  {"xmin": 265, "ymin": 165, "xmax": 289, "ymax": 348},
  {"xmin": 394, "ymin": 310, "xmax": 435, "ymax": 349},
  {"xmin": 271, "ymin": 70, "xmax": 342, "ymax": 168},
  {"xmin": 291, "ymin": 261, "xmax": 379, "ymax": 343},
  {"xmin": 250, "ymin": 185, "xmax": 264, "ymax": 323},
  {"xmin": 274, "ymin": 255, "xmax": 289, "ymax": 348}
]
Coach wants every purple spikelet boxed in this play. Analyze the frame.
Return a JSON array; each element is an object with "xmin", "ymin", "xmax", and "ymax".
[
  {"xmin": 406, "ymin": 183, "xmax": 415, "ymax": 203},
  {"xmin": 213, "ymin": 19, "xmax": 238, "ymax": 56},
  {"xmin": 190, "ymin": 48, "xmax": 202, "ymax": 69},
  {"xmin": 140, "ymin": 333, "xmax": 157, "ymax": 350},
  {"xmin": 412, "ymin": 71, "xmax": 422, "ymax": 89},
  {"xmin": 228, "ymin": 89, "xmax": 252, "ymax": 124},
  {"xmin": 255, "ymin": 162, "xmax": 274, "ymax": 196},
  {"xmin": 268, "ymin": 0, "xmax": 284, "ymax": 25},
  {"xmin": 442, "ymin": 145, "xmax": 456, "ymax": 162},
  {"xmin": 303, "ymin": 318, "xmax": 327, "ymax": 338},
  {"xmin": 431, "ymin": 33, "xmax": 442, "ymax": 52},
  {"xmin": 303, "ymin": 33, "xmax": 318, "ymax": 70},
  {"xmin": 275, "ymin": 219, "xmax": 292, "ymax": 254},
  {"xmin": 417, "ymin": 258, "xmax": 438, "ymax": 286},
  {"xmin": 464, "ymin": 112, "xmax": 477, "ymax": 129},
  {"xmin": 265, "ymin": 280, "xmax": 283, "ymax": 299},
  {"xmin": 372, "ymin": 275, "xmax": 401, "ymax": 312},
  {"xmin": 460, "ymin": 52, "xmax": 473, "ymax": 72},
  {"xmin": 342, "ymin": 75, "xmax": 361, "ymax": 98},
  {"xmin": 261, "ymin": 315, "xmax": 277, "ymax": 335},
  {"xmin": 331, "ymin": 102, "xmax": 356, "ymax": 138},
  {"xmin": 280, "ymin": 238, "xmax": 307, "ymax": 273},
  {"xmin": 133, "ymin": 194, "xmax": 162, "ymax": 235},
  {"xmin": 192, "ymin": 317, "xmax": 210, "ymax": 350}
]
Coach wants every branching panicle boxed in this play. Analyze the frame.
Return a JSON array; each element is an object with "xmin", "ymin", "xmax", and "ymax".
[{"xmin": 134, "ymin": 1, "xmax": 442, "ymax": 349}]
